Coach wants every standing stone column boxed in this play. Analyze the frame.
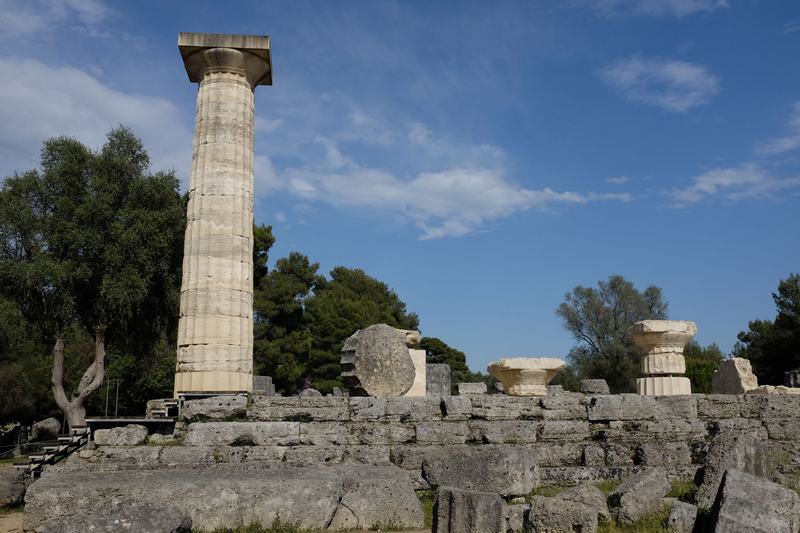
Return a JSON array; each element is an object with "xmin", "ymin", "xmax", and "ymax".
[{"xmin": 174, "ymin": 33, "xmax": 272, "ymax": 395}]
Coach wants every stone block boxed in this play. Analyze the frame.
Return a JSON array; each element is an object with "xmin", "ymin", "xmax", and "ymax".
[
  {"xmin": 601, "ymin": 419, "xmax": 706, "ymax": 442},
  {"xmin": 583, "ymin": 444, "xmax": 606, "ymax": 467},
  {"xmin": 488, "ymin": 357, "xmax": 566, "ymax": 396},
  {"xmin": 427, "ymin": 363, "xmax": 452, "ymax": 396},
  {"xmin": 24, "ymin": 465, "xmax": 421, "ymax": 532},
  {"xmin": 94, "ymin": 424, "xmax": 148, "ymax": 447},
  {"xmin": 558, "ymin": 484, "xmax": 611, "ymax": 523},
  {"xmin": 421, "ymin": 445, "xmax": 539, "ymax": 496},
  {"xmin": 528, "ymin": 495, "xmax": 598, "ymax": 533},
  {"xmin": 467, "ymin": 420, "xmax": 539, "ymax": 444},
  {"xmin": 433, "ymin": 486, "xmax": 506, "ymax": 533},
  {"xmin": 470, "ymin": 395, "xmax": 543, "ymax": 420},
  {"xmin": 637, "ymin": 376, "xmax": 692, "ymax": 395},
  {"xmin": 506, "ymin": 503, "xmax": 528, "ymax": 532},
  {"xmin": 712, "ymin": 358, "xmax": 759, "ymax": 394},
  {"xmin": 341, "ymin": 324, "xmax": 417, "ymax": 397},
  {"xmin": 441, "ymin": 396, "xmax": 472, "ymax": 420},
  {"xmin": 348, "ymin": 422, "xmax": 416, "ymax": 445},
  {"xmin": 457, "ymin": 382, "xmax": 487, "ymax": 395},
  {"xmin": 581, "ymin": 379, "xmax": 610, "ymax": 394},
  {"xmin": 415, "ymin": 422, "xmax": 470, "ymax": 444},
  {"xmin": 298, "ymin": 422, "xmax": 350, "ymax": 445},
  {"xmin": 697, "ymin": 395, "xmax": 743, "ymax": 419},
  {"xmin": 385, "ymin": 397, "xmax": 443, "ymax": 421},
  {"xmin": 763, "ymin": 418, "xmax": 800, "ymax": 440},
  {"xmin": 184, "ymin": 421, "xmax": 300, "ymax": 446},
  {"xmin": 609, "ymin": 468, "xmax": 670, "ymax": 524},
  {"xmin": 248, "ymin": 396, "xmax": 350, "ymax": 421},
  {"xmin": 213, "ymin": 446, "xmax": 286, "ymax": 463},
  {"xmin": 711, "ymin": 469, "xmax": 800, "ymax": 533},
  {"xmin": 182, "ymin": 394, "xmax": 247, "ymax": 421},
  {"xmin": 0, "ymin": 468, "xmax": 27, "ymax": 508},
  {"xmin": 541, "ymin": 392, "xmax": 587, "ymax": 420},
  {"xmin": 403, "ymin": 349, "xmax": 427, "ymax": 397},
  {"xmin": 696, "ymin": 430, "xmax": 767, "ymax": 509},
  {"xmin": 349, "ymin": 397, "xmax": 388, "ymax": 420},
  {"xmin": 88, "ymin": 446, "xmax": 161, "ymax": 466},
  {"xmin": 635, "ymin": 441, "xmax": 692, "ymax": 466},
  {"xmin": 539, "ymin": 420, "xmax": 590, "ymax": 440},
  {"xmin": 587, "ymin": 394, "xmax": 657, "ymax": 421},
  {"xmin": 159, "ymin": 446, "xmax": 216, "ymax": 465},
  {"xmin": 535, "ymin": 443, "xmax": 584, "ymax": 467},
  {"xmin": 666, "ymin": 500, "xmax": 697, "ymax": 533},
  {"xmin": 299, "ymin": 388, "xmax": 322, "ymax": 397},
  {"xmin": 31, "ymin": 417, "xmax": 60, "ymax": 442}
]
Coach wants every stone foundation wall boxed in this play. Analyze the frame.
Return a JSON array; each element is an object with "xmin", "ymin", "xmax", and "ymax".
[{"xmin": 62, "ymin": 392, "xmax": 800, "ymax": 496}]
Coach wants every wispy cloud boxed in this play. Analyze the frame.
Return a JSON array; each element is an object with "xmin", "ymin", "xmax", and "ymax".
[
  {"xmin": 756, "ymin": 102, "xmax": 800, "ymax": 155},
  {"xmin": 0, "ymin": 57, "xmax": 191, "ymax": 180},
  {"xmin": 606, "ymin": 176, "xmax": 631, "ymax": 185},
  {"xmin": 0, "ymin": 0, "xmax": 110, "ymax": 39},
  {"xmin": 784, "ymin": 20, "xmax": 800, "ymax": 35},
  {"xmin": 670, "ymin": 163, "xmax": 800, "ymax": 206},
  {"xmin": 282, "ymin": 154, "xmax": 631, "ymax": 240},
  {"xmin": 582, "ymin": 0, "xmax": 728, "ymax": 18},
  {"xmin": 600, "ymin": 56, "xmax": 720, "ymax": 112}
]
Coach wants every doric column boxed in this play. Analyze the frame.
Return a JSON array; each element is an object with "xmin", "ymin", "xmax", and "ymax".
[{"xmin": 174, "ymin": 33, "xmax": 272, "ymax": 394}]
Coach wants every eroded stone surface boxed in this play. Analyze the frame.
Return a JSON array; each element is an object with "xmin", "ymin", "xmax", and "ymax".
[
  {"xmin": 340, "ymin": 324, "xmax": 416, "ymax": 397},
  {"xmin": 711, "ymin": 358, "xmax": 759, "ymax": 394},
  {"xmin": 433, "ymin": 486, "xmax": 505, "ymax": 533},
  {"xmin": 581, "ymin": 379, "xmax": 610, "ymax": 394},
  {"xmin": 609, "ymin": 468, "xmax": 670, "ymax": 524},
  {"xmin": 94, "ymin": 424, "xmax": 148, "ymax": 447},
  {"xmin": 712, "ymin": 469, "xmax": 800, "ymax": 533},
  {"xmin": 30, "ymin": 418, "xmax": 60, "ymax": 442},
  {"xmin": 488, "ymin": 357, "xmax": 566, "ymax": 397},
  {"xmin": 0, "ymin": 468, "xmax": 27, "ymax": 508},
  {"xmin": 427, "ymin": 364, "xmax": 452, "ymax": 396},
  {"xmin": 182, "ymin": 394, "xmax": 247, "ymax": 421},
  {"xmin": 457, "ymin": 382, "xmax": 487, "ymax": 395},
  {"xmin": 666, "ymin": 500, "xmax": 697, "ymax": 533}
]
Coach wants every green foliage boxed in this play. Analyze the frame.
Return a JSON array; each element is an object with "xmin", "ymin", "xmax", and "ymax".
[
  {"xmin": 595, "ymin": 479, "xmax": 622, "ymax": 495},
  {"xmin": 420, "ymin": 337, "xmax": 488, "ymax": 392},
  {"xmin": 416, "ymin": 489, "xmax": 435, "ymax": 528},
  {"xmin": 667, "ymin": 478, "xmax": 699, "ymax": 503},
  {"xmin": 556, "ymin": 275, "xmax": 667, "ymax": 393},
  {"xmin": 253, "ymin": 243, "xmax": 422, "ymax": 395},
  {"xmin": 529, "ymin": 485, "xmax": 568, "ymax": 498},
  {"xmin": 0, "ymin": 128, "xmax": 185, "ymax": 423},
  {"xmin": 684, "ymin": 341, "xmax": 724, "ymax": 394},
  {"xmin": 734, "ymin": 274, "xmax": 800, "ymax": 385},
  {"xmin": 205, "ymin": 519, "xmax": 303, "ymax": 533},
  {"xmin": 549, "ymin": 366, "xmax": 581, "ymax": 392},
  {"xmin": 597, "ymin": 505, "xmax": 671, "ymax": 533}
]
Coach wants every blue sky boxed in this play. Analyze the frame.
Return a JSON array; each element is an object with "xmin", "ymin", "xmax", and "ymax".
[{"xmin": 1, "ymin": 0, "xmax": 798, "ymax": 373}]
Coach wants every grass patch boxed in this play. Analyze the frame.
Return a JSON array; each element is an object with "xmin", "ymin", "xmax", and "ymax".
[
  {"xmin": 667, "ymin": 478, "xmax": 698, "ymax": 503},
  {"xmin": 595, "ymin": 479, "xmax": 621, "ymax": 495},
  {"xmin": 598, "ymin": 505, "xmax": 671, "ymax": 533},
  {"xmin": 0, "ymin": 505, "xmax": 24, "ymax": 516},
  {"xmin": 0, "ymin": 456, "xmax": 22, "ymax": 465},
  {"xmin": 204, "ymin": 519, "xmax": 304, "ymax": 533},
  {"xmin": 529, "ymin": 485, "xmax": 569, "ymax": 498},
  {"xmin": 416, "ymin": 489, "xmax": 435, "ymax": 528}
]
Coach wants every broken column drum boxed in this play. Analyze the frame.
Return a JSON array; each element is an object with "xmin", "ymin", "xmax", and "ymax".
[
  {"xmin": 630, "ymin": 320, "xmax": 696, "ymax": 396},
  {"xmin": 174, "ymin": 33, "xmax": 272, "ymax": 395}
]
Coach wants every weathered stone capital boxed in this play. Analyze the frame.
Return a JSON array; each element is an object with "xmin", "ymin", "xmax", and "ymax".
[{"xmin": 179, "ymin": 32, "xmax": 272, "ymax": 88}]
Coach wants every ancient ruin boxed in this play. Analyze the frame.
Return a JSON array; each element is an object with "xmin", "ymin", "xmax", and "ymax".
[
  {"xmin": 174, "ymin": 33, "xmax": 272, "ymax": 395},
  {"xmin": 631, "ymin": 320, "xmax": 696, "ymax": 396},
  {"xmin": 488, "ymin": 357, "xmax": 566, "ymax": 396}
]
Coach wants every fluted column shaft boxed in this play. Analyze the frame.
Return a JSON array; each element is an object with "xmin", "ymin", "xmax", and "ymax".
[{"xmin": 174, "ymin": 45, "xmax": 259, "ymax": 394}]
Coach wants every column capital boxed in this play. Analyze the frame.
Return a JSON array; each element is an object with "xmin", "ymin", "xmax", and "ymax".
[{"xmin": 179, "ymin": 32, "xmax": 272, "ymax": 87}]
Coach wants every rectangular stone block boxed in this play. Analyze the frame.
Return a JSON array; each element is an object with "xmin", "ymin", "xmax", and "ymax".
[
  {"xmin": 248, "ymin": 396, "xmax": 349, "ymax": 422},
  {"xmin": 416, "ymin": 422, "xmax": 470, "ymax": 444},
  {"xmin": 298, "ymin": 422, "xmax": 350, "ymax": 446},
  {"xmin": 349, "ymin": 397, "xmax": 387, "ymax": 420},
  {"xmin": 213, "ymin": 446, "xmax": 285, "ymax": 463},
  {"xmin": 442, "ymin": 396, "xmax": 472, "ymax": 421},
  {"xmin": 427, "ymin": 363, "xmax": 452, "ymax": 396},
  {"xmin": 539, "ymin": 420, "xmax": 590, "ymax": 441},
  {"xmin": 385, "ymin": 397, "xmax": 443, "ymax": 421},
  {"xmin": 184, "ymin": 421, "xmax": 299, "ymax": 446},
  {"xmin": 457, "ymin": 382, "xmax": 487, "ymax": 395},
  {"xmin": 541, "ymin": 392, "xmax": 588, "ymax": 420},
  {"xmin": 348, "ymin": 422, "xmax": 416, "ymax": 445},
  {"xmin": 468, "ymin": 420, "xmax": 539, "ymax": 444},
  {"xmin": 763, "ymin": 418, "xmax": 800, "ymax": 440},
  {"xmin": 534, "ymin": 443, "xmax": 584, "ymax": 467},
  {"xmin": 158, "ymin": 446, "xmax": 216, "ymax": 465},
  {"xmin": 635, "ymin": 442, "xmax": 692, "ymax": 466},
  {"xmin": 587, "ymin": 394, "xmax": 693, "ymax": 421},
  {"xmin": 470, "ymin": 396, "xmax": 543, "ymax": 420},
  {"xmin": 600, "ymin": 419, "xmax": 707, "ymax": 442},
  {"xmin": 696, "ymin": 395, "xmax": 743, "ymax": 419}
]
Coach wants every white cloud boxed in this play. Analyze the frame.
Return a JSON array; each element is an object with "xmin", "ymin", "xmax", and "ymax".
[
  {"xmin": 281, "ymin": 152, "xmax": 630, "ymax": 239},
  {"xmin": 670, "ymin": 163, "xmax": 800, "ymax": 205},
  {"xmin": 0, "ymin": 0, "xmax": 109, "ymax": 38},
  {"xmin": 756, "ymin": 102, "xmax": 800, "ymax": 155},
  {"xmin": 584, "ymin": 0, "xmax": 727, "ymax": 17},
  {"xmin": 0, "ymin": 57, "xmax": 191, "ymax": 181},
  {"xmin": 600, "ymin": 56, "xmax": 720, "ymax": 112},
  {"xmin": 606, "ymin": 175, "xmax": 631, "ymax": 185}
]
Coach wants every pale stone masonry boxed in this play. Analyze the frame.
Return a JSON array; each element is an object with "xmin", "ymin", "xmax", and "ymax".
[{"xmin": 174, "ymin": 33, "xmax": 272, "ymax": 394}]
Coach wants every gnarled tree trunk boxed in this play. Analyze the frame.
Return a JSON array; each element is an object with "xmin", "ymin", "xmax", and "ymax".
[{"xmin": 51, "ymin": 327, "xmax": 106, "ymax": 428}]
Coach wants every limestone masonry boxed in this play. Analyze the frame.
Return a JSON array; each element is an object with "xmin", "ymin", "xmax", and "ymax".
[{"xmin": 174, "ymin": 33, "xmax": 272, "ymax": 395}]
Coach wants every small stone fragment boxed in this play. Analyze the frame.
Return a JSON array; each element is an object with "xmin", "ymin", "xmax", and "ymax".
[
  {"xmin": 299, "ymin": 388, "xmax": 323, "ymax": 397},
  {"xmin": 666, "ymin": 500, "xmax": 697, "ymax": 533},
  {"xmin": 31, "ymin": 417, "xmax": 60, "ymax": 441},
  {"xmin": 457, "ymin": 382, "xmax": 487, "ymax": 395}
]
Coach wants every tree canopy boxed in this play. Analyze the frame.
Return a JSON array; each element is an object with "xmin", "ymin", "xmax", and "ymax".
[
  {"xmin": 734, "ymin": 274, "xmax": 800, "ymax": 385},
  {"xmin": 0, "ymin": 128, "xmax": 185, "ymax": 425},
  {"xmin": 556, "ymin": 275, "xmax": 668, "ymax": 393}
]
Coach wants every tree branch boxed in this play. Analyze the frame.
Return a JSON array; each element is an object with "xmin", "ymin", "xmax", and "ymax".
[{"xmin": 50, "ymin": 335, "xmax": 69, "ymax": 413}]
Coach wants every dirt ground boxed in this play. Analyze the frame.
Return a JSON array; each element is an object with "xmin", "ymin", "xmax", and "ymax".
[{"xmin": 0, "ymin": 513, "xmax": 23, "ymax": 533}]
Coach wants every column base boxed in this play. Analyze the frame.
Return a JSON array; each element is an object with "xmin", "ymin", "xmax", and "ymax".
[
  {"xmin": 637, "ymin": 376, "xmax": 691, "ymax": 396},
  {"xmin": 174, "ymin": 371, "xmax": 253, "ymax": 396}
]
